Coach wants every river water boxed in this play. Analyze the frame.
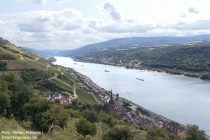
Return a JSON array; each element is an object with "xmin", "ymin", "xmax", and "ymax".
[{"xmin": 54, "ymin": 57, "xmax": 210, "ymax": 135}]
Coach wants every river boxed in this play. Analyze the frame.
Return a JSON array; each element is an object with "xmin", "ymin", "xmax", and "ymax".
[{"xmin": 54, "ymin": 56, "xmax": 210, "ymax": 135}]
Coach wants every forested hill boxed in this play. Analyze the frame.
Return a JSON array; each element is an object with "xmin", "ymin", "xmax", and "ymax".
[
  {"xmin": 0, "ymin": 37, "xmax": 208, "ymax": 140},
  {"xmin": 61, "ymin": 34, "xmax": 210, "ymax": 56},
  {"xmin": 73, "ymin": 41, "xmax": 210, "ymax": 80}
]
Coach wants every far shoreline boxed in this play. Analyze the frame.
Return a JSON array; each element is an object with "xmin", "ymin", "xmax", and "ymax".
[{"xmin": 67, "ymin": 56, "xmax": 210, "ymax": 81}]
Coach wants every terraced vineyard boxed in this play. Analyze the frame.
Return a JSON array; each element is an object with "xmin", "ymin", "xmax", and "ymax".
[{"xmin": 0, "ymin": 38, "xmax": 86, "ymax": 101}]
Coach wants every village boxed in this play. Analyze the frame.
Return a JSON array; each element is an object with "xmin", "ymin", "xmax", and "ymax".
[
  {"xmin": 62, "ymin": 66, "xmax": 187, "ymax": 136},
  {"xmin": 44, "ymin": 92, "xmax": 77, "ymax": 105}
]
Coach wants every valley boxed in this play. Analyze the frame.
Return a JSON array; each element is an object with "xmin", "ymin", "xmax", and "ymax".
[{"xmin": 0, "ymin": 38, "xmax": 191, "ymax": 140}]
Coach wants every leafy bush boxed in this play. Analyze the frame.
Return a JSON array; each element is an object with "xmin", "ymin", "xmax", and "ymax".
[
  {"xmin": 0, "ymin": 61, "xmax": 7, "ymax": 70},
  {"xmin": 0, "ymin": 72, "xmax": 16, "ymax": 82},
  {"xmin": 99, "ymin": 112, "xmax": 116, "ymax": 127},
  {"xmin": 0, "ymin": 91, "xmax": 10, "ymax": 116},
  {"xmin": 24, "ymin": 99, "xmax": 68, "ymax": 133},
  {"xmin": 76, "ymin": 119, "xmax": 96, "ymax": 137},
  {"xmin": 102, "ymin": 125, "xmax": 133, "ymax": 140},
  {"xmin": 10, "ymin": 85, "xmax": 34, "ymax": 120},
  {"xmin": 82, "ymin": 109, "xmax": 98, "ymax": 123},
  {"xmin": 186, "ymin": 125, "xmax": 208, "ymax": 140},
  {"xmin": 37, "ymin": 80, "xmax": 61, "ymax": 91},
  {"xmin": 146, "ymin": 128, "xmax": 178, "ymax": 140}
]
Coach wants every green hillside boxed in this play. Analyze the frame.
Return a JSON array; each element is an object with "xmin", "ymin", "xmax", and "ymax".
[
  {"xmin": 73, "ymin": 41, "xmax": 210, "ymax": 80},
  {"xmin": 0, "ymin": 38, "xmax": 207, "ymax": 140}
]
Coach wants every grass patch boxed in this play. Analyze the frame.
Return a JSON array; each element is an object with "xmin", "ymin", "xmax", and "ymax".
[
  {"xmin": 0, "ymin": 71, "xmax": 21, "ymax": 81},
  {"xmin": 133, "ymin": 130, "xmax": 147, "ymax": 140},
  {"xmin": 75, "ymin": 84, "xmax": 96, "ymax": 105},
  {"xmin": 50, "ymin": 77, "xmax": 73, "ymax": 93},
  {"xmin": 0, "ymin": 117, "xmax": 26, "ymax": 131}
]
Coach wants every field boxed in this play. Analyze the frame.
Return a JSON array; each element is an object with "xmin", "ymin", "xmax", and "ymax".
[{"xmin": 50, "ymin": 77, "xmax": 73, "ymax": 93}]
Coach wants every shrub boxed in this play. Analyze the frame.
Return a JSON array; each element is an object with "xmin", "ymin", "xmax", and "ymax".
[
  {"xmin": 82, "ymin": 109, "xmax": 98, "ymax": 123},
  {"xmin": 102, "ymin": 125, "xmax": 133, "ymax": 140},
  {"xmin": 76, "ymin": 119, "xmax": 96, "ymax": 137},
  {"xmin": 25, "ymin": 101, "xmax": 68, "ymax": 133},
  {"xmin": 186, "ymin": 125, "xmax": 208, "ymax": 140},
  {"xmin": 146, "ymin": 128, "xmax": 179, "ymax": 140},
  {"xmin": 0, "ymin": 61, "xmax": 7, "ymax": 71},
  {"xmin": 0, "ymin": 73, "xmax": 16, "ymax": 82},
  {"xmin": 99, "ymin": 112, "xmax": 116, "ymax": 127},
  {"xmin": 10, "ymin": 85, "xmax": 34, "ymax": 120},
  {"xmin": 0, "ymin": 92, "xmax": 10, "ymax": 116}
]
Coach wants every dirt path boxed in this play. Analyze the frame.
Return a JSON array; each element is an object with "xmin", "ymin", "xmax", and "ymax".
[{"xmin": 73, "ymin": 84, "xmax": 78, "ymax": 98}]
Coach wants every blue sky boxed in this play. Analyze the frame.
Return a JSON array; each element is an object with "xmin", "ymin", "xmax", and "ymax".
[{"xmin": 0, "ymin": 0, "xmax": 210, "ymax": 50}]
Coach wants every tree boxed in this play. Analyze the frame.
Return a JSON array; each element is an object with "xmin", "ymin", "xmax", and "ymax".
[
  {"xmin": 32, "ymin": 111, "xmax": 54, "ymax": 133},
  {"xmin": 99, "ymin": 112, "xmax": 116, "ymax": 127},
  {"xmin": 146, "ymin": 128, "xmax": 178, "ymax": 140},
  {"xmin": 25, "ymin": 100, "xmax": 68, "ymax": 133},
  {"xmin": 102, "ymin": 125, "xmax": 133, "ymax": 140},
  {"xmin": 24, "ymin": 98, "xmax": 51, "ymax": 118},
  {"xmin": 0, "ymin": 61, "xmax": 7, "ymax": 71},
  {"xmin": 48, "ymin": 105, "xmax": 69, "ymax": 129},
  {"xmin": 0, "ymin": 92, "xmax": 10, "ymax": 117},
  {"xmin": 82, "ymin": 109, "xmax": 98, "ymax": 123},
  {"xmin": 116, "ymin": 94, "xmax": 119, "ymax": 101},
  {"xmin": 0, "ymin": 81, "xmax": 11, "ymax": 117},
  {"xmin": 0, "ymin": 73, "xmax": 16, "ymax": 82},
  {"xmin": 76, "ymin": 119, "xmax": 96, "ymax": 137},
  {"xmin": 10, "ymin": 85, "xmax": 34, "ymax": 121},
  {"xmin": 186, "ymin": 125, "xmax": 208, "ymax": 140}
]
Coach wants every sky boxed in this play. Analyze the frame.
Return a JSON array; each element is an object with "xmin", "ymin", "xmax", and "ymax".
[{"xmin": 0, "ymin": 0, "xmax": 210, "ymax": 50}]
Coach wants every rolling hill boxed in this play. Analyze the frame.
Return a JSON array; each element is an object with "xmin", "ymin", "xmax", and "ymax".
[
  {"xmin": 72, "ymin": 41, "xmax": 210, "ymax": 80},
  {"xmin": 61, "ymin": 34, "xmax": 210, "ymax": 56}
]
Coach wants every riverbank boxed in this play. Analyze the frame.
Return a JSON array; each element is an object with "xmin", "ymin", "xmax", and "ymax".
[
  {"xmin": 58, "ymin": 65, "xmax": 187, "ymax": 136},
  {"xmin": 72, "ymin": 57, "xmax": 210, "ymax": 81}
]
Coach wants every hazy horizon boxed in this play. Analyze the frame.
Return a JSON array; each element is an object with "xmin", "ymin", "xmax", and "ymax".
[{"xmin": 21, "ymin": 34, "xmax": 210, "ymax": 51}]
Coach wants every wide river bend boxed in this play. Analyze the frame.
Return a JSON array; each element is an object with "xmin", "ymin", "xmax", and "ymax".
[{"xmin": 54, "ymin": 57, "xmax": 210, "ymax": 135}]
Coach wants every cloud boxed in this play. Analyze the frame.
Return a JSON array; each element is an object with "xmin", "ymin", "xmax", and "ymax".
[
  {"xmin": 0, "ymin": 20, "xmax": 4, "ymax": 24},
  {"xmin": 0, "ymin": 5, "xmax": 210, "ymax": 50},
  {"xmin": 55, "ymin": 0, "xmax": 69, "ymax": 3},
  {"xmin": 18, "ymin": 22, "xmax": 51, "ymax": 32},
  {"xmin": 0, "ymin": 9, "xmax": 97, "ymax": 49},
  {"xmin": 180, "ymin": 14, "xmax": 187, "ymax": 18},
  {"xmin": 63, "ymin": 21, "xmax": 81, "ymax": 30},
  {"xmin": 16, "ymin": 9, "xmax": 84, "ymax": 32},
  {"xmin": 17, "ymin": 0, "xmax": 48, "ymax": 5},
  {"xmin": 101, "ymin": 22, "xmax": 154, "ymax": 33},
  {"xmin": 188, "ymin": 7, "xmax": 200, "ymax": 14},
  {"xmin": 16, "ymin": 0, "xmax": 68, "ymax": 4},
  {"xmin": 103, "ymin": 2, "xmax": 121, "ymax": 22},
  {"xmin": 171, "ymin": 20, "xmax": 210, "ymax": 30}
]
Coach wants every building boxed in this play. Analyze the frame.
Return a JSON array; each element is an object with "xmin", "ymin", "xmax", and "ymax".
[{"xmin": 53, "ymin": 93, "xmax": 62, "ymax": 103}]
